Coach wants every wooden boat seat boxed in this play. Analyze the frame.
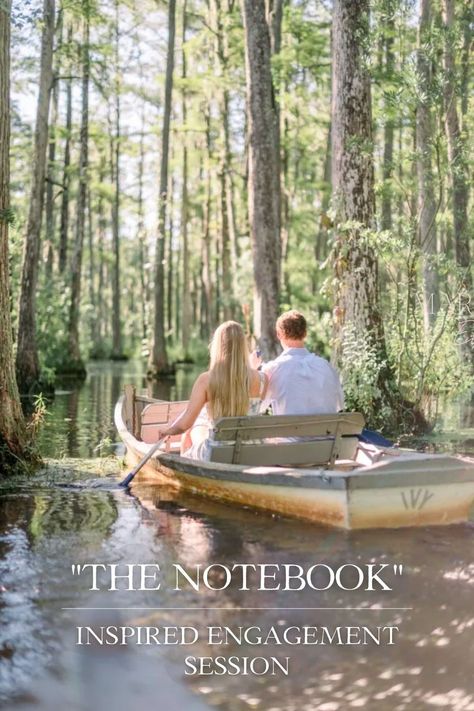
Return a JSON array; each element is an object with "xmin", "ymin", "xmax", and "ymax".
[
  {"xmin": 140, "ymin": 401, "xmax": 188, "ymax": 444},
  {"xmin": 209, "ymin": 412, "xmax": 365, "ymax": 467}
]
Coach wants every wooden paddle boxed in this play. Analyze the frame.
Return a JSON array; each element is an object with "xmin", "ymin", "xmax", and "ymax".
[{"xmin": 119, "ymin": 437, "xmax": 167, "ymax": 488}]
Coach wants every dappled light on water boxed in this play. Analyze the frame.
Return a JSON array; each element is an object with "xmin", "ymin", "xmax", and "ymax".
[{"xmin": 1, "ymin": 362, "xmax": 473, "ymax": 710}]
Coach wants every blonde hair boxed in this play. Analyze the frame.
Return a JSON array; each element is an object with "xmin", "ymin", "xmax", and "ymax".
[{"xmin": 207, "ymin": 321, "xmax": 250, "ymax": 421}]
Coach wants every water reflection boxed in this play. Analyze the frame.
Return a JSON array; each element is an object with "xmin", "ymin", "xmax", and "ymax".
[
  {"xmin": 0, "ymin": 486, "xmax": 118, "ymax": 707},
  {"xmin": 39, "ymin": 361, "xmax": 200, "ymax": 459},
  {"xmin": 0, "ymin": 360, "xmax": 473, "ymax": 710},
  {"xmin": 128, "ymin": 484, "xmax": 474, "ymax": 711},
  {"xmin": 0, "ymin": 474, "xmax": 473, "ymax": 710}
]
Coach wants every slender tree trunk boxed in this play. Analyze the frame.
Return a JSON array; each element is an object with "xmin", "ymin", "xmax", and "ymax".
[
  {"xmin": 416, "ymin": 0, "xmax": 439, "ymax": 332},
  {"xmin": 66, "ymin": 4, "xmax": 89, "ymax": 375},
  {"xmin": 45, "ymin": 81, "xmax": 58, "ymax": 278},
  {"xmin": 267, "ymin": 0, "xmax": 284, "ymax": 54},
  {"xmin": 281, "ymin": 102, "xmax": 291, "ymax": 297},
  {"xmin": 200, "ymin": 237, "xmax": 208, "ymax": 340},
  {"xmin": 317, "ymin": 127, "xmax": 332, "ymax": 260},
  {"xmin": 201, "ymin": 129, "xmax": 214, "ymax": 338},
  {"xmin": 214, "ymin": 197, "xmax": 221, "ymax": 326},
  {"xmin": 148, "ymin": 0, "xmax": 176, "ymax": 376},
  {"xmin": 459, "ymin": 2, "xmax": 472, "ymax": 129},
  {"xmin": 0, "ymin": 0, "xmax": 30, "ymax": 470},
  {"xmin": 212, "ymin": 0, "xmax": 233, "ymax": 320},
  {"xmin": 242, "ymin": 0, "xmax": 281, "ymax": 358},
  {"xmin": 192, "ymin": 271, "xmax": 199, "ymax": 326},
  {"xmin": 97, "ymin": 156, "xmax": 107, "ymax": 349},
  {"xmin": 181, "ymin": 0, "xmax": 192, "ymax": 355},
  {"xmin": 381, "ymin": 8, "xmax": 395, "ymax": 232},
  {"xmin": 167, "ymin": 175, "xmax": 174, "ymax": 338},
  {"xmin": 136, "ymin": 100, "xmax": 149, "ymax": 343},
  {"xmin": 332, "ymin": 0, "xmax": 401, "ymax": 423},
  {"xmin": 174, "ymin": 219, "xmax": 181, "ymax": 345},
  {"xmin": 58, "ymin": 22, "xmax": 72, "ymax": 274},
  {"xmin": 45, "ymin": 8, "xmax": 62, "ymax": 277},
  {"xmin": 111, "ymin": 0, "xmax": 122, "ymax": 359},
  {"xmin": 224, "ymin": 7, "xmax": 239, "ymax": 271},
  {"xmin": 268, "ymin": 0, "xmax": 284, "ymax": 289},
  {"xmin": 16, "ymin": 0, "xmax": 55, "ymax": 393},
  {"xmin": 442, "ymin": 0, "xmax": 473, "ymax": 374},
  {"xmin": 87, "ymin": 186, "xmax": 96, "ymax": 345}
]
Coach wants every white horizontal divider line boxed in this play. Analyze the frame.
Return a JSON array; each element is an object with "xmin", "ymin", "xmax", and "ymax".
[{"xmin": 62, "ymin": 606, "xmax": 413, "ymax": 611}]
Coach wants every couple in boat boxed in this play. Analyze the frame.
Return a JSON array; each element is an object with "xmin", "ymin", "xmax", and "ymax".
[{"xmin": 157, "ymin": 310, "xmax": 344, "ymax": 461}]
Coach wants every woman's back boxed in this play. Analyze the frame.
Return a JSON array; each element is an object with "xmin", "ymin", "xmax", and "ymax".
[
  {"xmin": 155, "ymin": 321, "xmax": 267, "ymax": 461},
  {"xmin": 203, "ymin": 367, "xmax": 265, "ymax": 420},
  {"xmin": 182, "ymin": 367, "xmax": 266, "ymax": 460}
]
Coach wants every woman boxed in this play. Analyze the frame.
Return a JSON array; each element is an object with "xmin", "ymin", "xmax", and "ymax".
[{"xmin": 156, "ymin": 321, "xmax": 267, "ymax": 460}]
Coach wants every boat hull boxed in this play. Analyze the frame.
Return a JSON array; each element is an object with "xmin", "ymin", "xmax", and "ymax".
[
  {"xmin": 116, "ymin": 397, "xmax": 474, "ymax": 529},
  {"xmin": 124, "ymin": 446, "xmax": 349, "ymax": 527}
]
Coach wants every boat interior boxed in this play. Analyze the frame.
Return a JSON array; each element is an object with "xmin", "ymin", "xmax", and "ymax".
[{"xmin": 122, "ymin": 386, "xmax": 395, "ymax": 471}]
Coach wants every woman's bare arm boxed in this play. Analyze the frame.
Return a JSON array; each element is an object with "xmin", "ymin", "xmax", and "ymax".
[
  {"xmin": 157, "ymin": 373, "xmax": 208, "ymax": 439},
  {"xmin": 250, "ymin": 368, "xmax": 268, "ymax": 399}
]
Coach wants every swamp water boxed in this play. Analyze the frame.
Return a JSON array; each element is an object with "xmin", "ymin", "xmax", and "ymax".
[{"xmin": 0, "ymin": 361, "xmax": 473, "ymax": 711}]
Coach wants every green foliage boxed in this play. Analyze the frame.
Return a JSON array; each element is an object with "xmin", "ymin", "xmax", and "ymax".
[
  {"xmin": 167, "ymin": 337, "xmax": 209, "ymax": 367},
  {"xmin": 27, "ymin": 393, "xmax": 49, "ymax": 437},
  {"xmin": 339, "ymin": 325, "xmax": 392, "ymax": 428},
  {"xmin": 0, "ymin": 207, "xmax": 16, "ymax": 225},
  {"xmin": 36, "ymin": 280, "xmax": 71, "ymax": 374},
  {"xmin": 7, "ymin": 0, "xmax": 473, "ymax": 434}
]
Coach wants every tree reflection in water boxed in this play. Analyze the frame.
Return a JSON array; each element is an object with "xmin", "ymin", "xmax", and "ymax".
[
  {"xmin": 131, "ymin": 484, "xmax": 474, "ymax": 711},
  {"xmin": 0, "ymin": 361, "xmax": 472, "ymax": 710}
]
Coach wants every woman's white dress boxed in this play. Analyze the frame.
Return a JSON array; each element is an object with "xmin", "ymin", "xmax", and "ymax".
[{"xmin": 182, "ymin": 373, "xmax": 265, "ymax": 462}]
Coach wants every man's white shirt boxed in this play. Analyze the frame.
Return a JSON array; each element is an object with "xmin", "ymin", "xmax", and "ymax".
[{"xmin": 260, "ymin": 347, "xmax": 344, "ymax": 415}]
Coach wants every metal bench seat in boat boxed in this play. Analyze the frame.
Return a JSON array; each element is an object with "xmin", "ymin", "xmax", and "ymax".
[{"xmin": 208, "ymin": 412, "xmax": 365, "ymax": 467}]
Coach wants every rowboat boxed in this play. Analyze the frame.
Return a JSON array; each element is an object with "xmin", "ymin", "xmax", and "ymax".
[{"xmin": 114, "ymin": 386, "xmax": 474, "ymax": 529}]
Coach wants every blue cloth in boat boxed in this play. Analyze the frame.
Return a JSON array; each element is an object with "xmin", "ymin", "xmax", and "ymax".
[{"xmin": 183, "ymin": 372, "xmax": 266, "ymax": 462}]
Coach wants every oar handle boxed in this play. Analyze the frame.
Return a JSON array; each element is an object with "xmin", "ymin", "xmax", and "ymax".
[{"xmin": 119, "ymin": 437, "xmax": 167, "ymax": 488}]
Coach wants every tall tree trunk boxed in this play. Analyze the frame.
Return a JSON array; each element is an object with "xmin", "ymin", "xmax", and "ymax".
[
  {"xmin": 16, "ymin": 0, "xmax": 55, "ymax": 393},
  {"xmin": 201, "ymin": 128, "xmax": 214, "ymax": 339},
  {"xmin": 181, "ymin": 0, "xmax": 191, "ymax": 355},
  {"xmin": 314, "ymin": 124, "xmax": 331, "ymax": 288},
  {"xmin": 267, "ymin": 0, "xmax": 284, "ymax": 54},
  {"xmin": 66, "ymin": 3, "xmax": 89, "ymax": 375},
  {"xmin": 96, "ymin": 155, "xmax": 107, "ymax": 350},
  {"xmin": 136, "ymin": 99, "xmax": 149, "ymax": 343},
  {"xmin": 111, "ymin": 0, "xmax": 122, "ymax": 359},
  {"xmin": 442, "ymin": 0, "xmax": 474, "ymax": 384},
  {"xmin": 167, "ymin": 174, "xmax": 174, "ymax": 338},
  {"xmin": 212, "ymin": 0, "xmax": 233, "ymax": 320},
  {"xmin": 268, "ymin": 0, "xmax": 284, "ymax": 296},
  {"xmin": 0, "ymin": 0, "xmax": 30, "ymax": 470},
  {"xmin": 87, "ymin": 186, "xmax": 96, "ymax": 344},
  {"xmin": 199, "ymin": 238, "xmax": 208, "ymax": 340},
  {"xmin": 224, "ymin": 6, "xmax": 239, "ymax": 272},
  {"xmin": 416, "ymin": 0, "xmax": 439, "ymax": 332},
  {"xmin": 459, "ymin": 1, "xmax": 472, "ymax": 129},
  {"xmin": 174, "ymin": 215, "xmax": 181, "ymax": 346},
  {"xmin": 45, "ymin": 80, "xmax": 58, "ymax": 278},
  {"xmin": 242, "ymin": 0, "xmax": 281, "ymax": 359},
  {"xmin": 45, "ymin": 8, "xmax": 62, "ymax": 277},
  {"xmin": 331, "ymin": 0, "xmax": 399, "ymax": 422},
  {"xmin": 148, "ymin": 0, "xmax": 176, "ymax": 376},
  {"xmin": 281, "ymin": 103, "xmax": 291, "ymax": 298},
  {"xmin": 58, "ymin": 22, "xmax": 72, "ymax": 275},
  {"xmin": 381, "ymin": 6, "xmax": 395, "ymax": 232}
]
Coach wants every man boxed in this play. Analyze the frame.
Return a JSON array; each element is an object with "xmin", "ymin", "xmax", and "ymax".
[{"xmin": 252, "ymin": 310, "xmax": 344, "ymax": 415}]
